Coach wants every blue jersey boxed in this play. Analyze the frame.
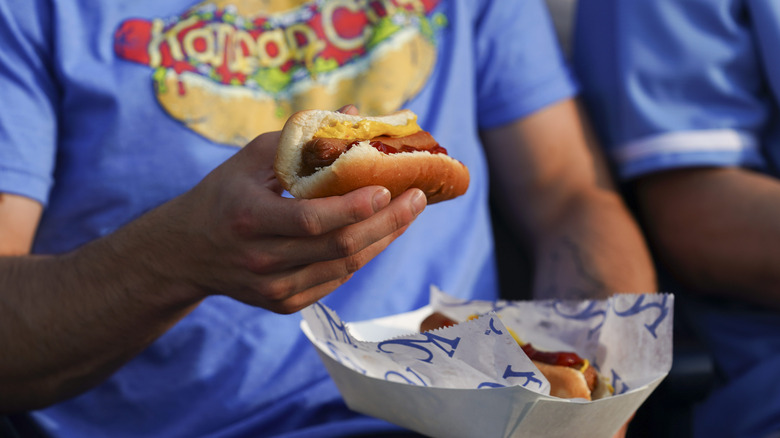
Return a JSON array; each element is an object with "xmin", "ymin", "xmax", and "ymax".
[
  {"xmin": 575, "ymin": 0, "xmax": 780, "ymax": 181},
  {"xmin": 0, "ymin": 0, "xmax": 576, "ymax": 437},
  {"xmin": 574, "ymin": 1, "xmax": 780, "ymax": 437}
]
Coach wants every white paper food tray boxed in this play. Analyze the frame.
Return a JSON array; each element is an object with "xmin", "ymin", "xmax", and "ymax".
[{"xmin": 301, "ymin": 288, "xmax": 673, "ymax": 438}]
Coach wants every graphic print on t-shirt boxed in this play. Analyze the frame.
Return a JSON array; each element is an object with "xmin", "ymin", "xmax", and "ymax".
[{"xmin": 114, "ymin": 0, "xmax": 445, "ymax": 146}]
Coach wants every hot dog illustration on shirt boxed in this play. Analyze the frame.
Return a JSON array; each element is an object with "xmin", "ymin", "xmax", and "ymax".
[{"xmin": 114, "ymin": 0, "xmax": 445, "ymax": 146}]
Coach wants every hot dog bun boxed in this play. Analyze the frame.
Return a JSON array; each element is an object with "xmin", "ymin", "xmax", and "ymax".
[
  {"xmin": 532, "ymin": 360, "xmax": 612, "ymax": 400},
  {"xmin": 532, "ymin": 361, "xmax": 592, "ymax": 399},
  {"xmin": 274, "ymin": 109, "xmax": 470, "ymax": 204}
]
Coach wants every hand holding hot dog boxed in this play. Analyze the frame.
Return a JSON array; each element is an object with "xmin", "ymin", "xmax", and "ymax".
[{"xmin": 148, "ymin": 127, "xmax": 428, "ymax": 314}]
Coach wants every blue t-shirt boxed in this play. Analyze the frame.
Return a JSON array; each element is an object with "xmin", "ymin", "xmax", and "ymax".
[
  {"xmin": 574, "ymin": 1, "xmax": 780, "ymax": 437},
  {"xmin": 574, "ymin": 0, "xmax": 780, "ymax": 180},
  {"xmin": 0, "ymin": 0, "xmax": 576, "ymax": 437}
]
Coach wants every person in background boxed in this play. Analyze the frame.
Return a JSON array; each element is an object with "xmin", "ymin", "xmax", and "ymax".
[
  {"xmin": 0, "ymin": 0, "xmax": 654, "ymax": 437},
  {"xmin": 574, "ymin": 1, "xmax": 780, "ymax": 437}
]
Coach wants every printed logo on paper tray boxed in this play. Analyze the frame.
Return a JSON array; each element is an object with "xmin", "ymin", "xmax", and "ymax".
[
  {"xmin": 552, "ymin": 293, "xmax": 671, "ymax": 339},
  {"xmin": 378, "ymin": 332, "xmax": 460, "ymax": 363},
  {"xmin": 113, "ymin": 0, "xmax": 446, "ymax": 146},
  {"xmin": 425, "ymin": 286, "xmax": 674, "ymax": 395},
  {"xmin": 303, "ymin": 302, "xmax": 550, "ymax": 392}
]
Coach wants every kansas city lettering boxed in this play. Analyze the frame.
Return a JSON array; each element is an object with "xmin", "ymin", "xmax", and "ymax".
[
  {"xmin": 116, "ymin": 0, "xmax": 438, "ymax": 89},
  {"xmin": 147, "ymin": 17, "xmax": 302, "ymax": 72}
]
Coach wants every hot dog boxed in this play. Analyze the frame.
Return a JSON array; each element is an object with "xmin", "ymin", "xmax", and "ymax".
[
  {"xmin": 419, "ymin": 312, "xmax": 613, "ymax": 400},
  {"xmin": 273, "ymin": 109, "xmax": 470, "ymax": 204}
]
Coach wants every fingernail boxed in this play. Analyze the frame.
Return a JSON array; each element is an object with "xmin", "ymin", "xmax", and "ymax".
[
  {"xmin": 410, "ymin": 189, "xmax": 427, "ymax": 215},
  {"xmin": 372, "ymin": 188, "xmax": 391, "ymax": 212},
  {"xmin": 337, "ymin": 104, "xmax": 356, "ymax": 114}
]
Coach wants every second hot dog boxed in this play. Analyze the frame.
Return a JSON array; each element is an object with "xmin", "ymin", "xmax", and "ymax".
[{"xmin": 419, "ymin": 311, "xmax": 614, "ymax": 400}]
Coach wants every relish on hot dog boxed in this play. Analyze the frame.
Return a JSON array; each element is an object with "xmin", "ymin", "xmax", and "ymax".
[
  {"xmin": 419, "ymin": 312, "xmax": 613, "ymax": 400},
  {"xmin": 273, "ymin": 109, "xmax": 470, "ymax": 204}
]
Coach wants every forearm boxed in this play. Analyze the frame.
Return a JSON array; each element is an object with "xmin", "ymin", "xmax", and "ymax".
[
  {"xmin": 636, "ymin": 167, "xmax": 780, "ymax": 308},
  {"xmin": 483, "ymin": 99, "xmax": 656, "ymax": 301},
  {"xmin": 0, "ymin": 206, "xmax": 201, "ymax": 412},
  {"xmin": 529, "ymin": 189, "xmax": 656, "ymax": 300}
]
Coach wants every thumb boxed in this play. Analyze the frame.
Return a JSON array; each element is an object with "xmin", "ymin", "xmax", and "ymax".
[{"xmin": 238, "ymin": 130, "xmax": 283, "ymax": 171}]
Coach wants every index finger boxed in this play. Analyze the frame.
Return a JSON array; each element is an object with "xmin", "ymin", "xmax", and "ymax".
[{"xmin": 260, "ymin": 186, "xmax": 394, "ymax": 237}]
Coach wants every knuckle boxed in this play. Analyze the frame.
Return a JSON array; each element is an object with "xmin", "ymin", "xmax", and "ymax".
[
  {"xmin": 243, "ymin": 251, "xmax": 278, "ymax": 275},
  {"xmin": 392, "ymin": 206, "xmax": 414, "ymax": 229},
  {"xmin": 229, "ymin": 207, "xmax": 255, "ymax": 238},
  {"xmin": 379, "ymin": 206, "xmax": 408, "ymax": 235},
  {"xmin": 263, "ymin": 278, "xmax": 293, "ymax": 303},
  {"xmin": 342, "ymin": 254, "xmax": 363, "ymax": 275},
  {"xmin": 332, "ymin": 231, "xmax": 360, "ymax": 258},
  {"xmin": 295, "ymin": 205, "xmax": 324, "ymax": 236},
  {"xmin": 348, "ymin": 199, "xmax": 373, "ymax": 223}
]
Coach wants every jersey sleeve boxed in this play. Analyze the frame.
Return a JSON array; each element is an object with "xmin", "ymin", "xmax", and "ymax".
[
  {"xmin": 574, "ymin": 0, "xmax": 768, "ymax": 180},
  {"xmin": 0, "ymin": 0, "xmax": 58, "ymax": 205},
  {"xmin": 474, "ymin": 0, "xmax": 578, "ymax": 129}
]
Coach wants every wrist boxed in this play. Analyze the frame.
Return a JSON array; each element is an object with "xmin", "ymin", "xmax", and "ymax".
[{"xmin": 96, "ymin": 200, "xmax": 207, "ymax": 310}]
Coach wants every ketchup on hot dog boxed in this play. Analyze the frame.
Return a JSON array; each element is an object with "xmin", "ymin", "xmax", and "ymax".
[
  {"xmin": 520, "ymin": 343, "xmax": 586, "ymax": 369},
  {"xmin": 348, "ymin": 139, "xmax": 448, "ymax": 156},
  {"xmin": 300, "ymin": 131, "xmax": 447, "ymax": 176},
  {"xmin": 422, "ymin": 313, "xmax": 587, "ymax": 369}
]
